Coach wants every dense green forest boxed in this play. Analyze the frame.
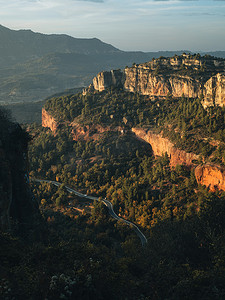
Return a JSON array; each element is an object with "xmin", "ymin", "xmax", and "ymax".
[
  {"xmin": 2, "ymin": 88, "xmax": 225, "ymax": 299},
  {"xmin": 44, "ymin": 88, "xmax": 225, "ymax": 162}
]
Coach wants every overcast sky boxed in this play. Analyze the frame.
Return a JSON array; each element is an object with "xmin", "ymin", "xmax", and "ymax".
[{"xmin": 0, "ymin": 0, "xmax": 225, "ymax": 52}]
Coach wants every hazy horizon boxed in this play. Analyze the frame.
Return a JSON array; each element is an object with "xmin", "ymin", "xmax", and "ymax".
[{"xmin": 0, "ymin": 0, "xmax": 225, "ymax": 52}]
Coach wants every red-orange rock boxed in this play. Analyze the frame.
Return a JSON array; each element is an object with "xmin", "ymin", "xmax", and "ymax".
[
  {"xmin": 42, "ymin": 108, "xmax": 58, "ymax": 132},
  {"xmin": 195, "ymin": 164, "xmax": 225, "ymax": 191},
  {"xmin": 132, "ymin": 127, "xmax": 199, "ymax": 167},
  {"xmin": 41, "ymin": 108, "xmax": 125, "ymax": 141},
  {"xmin": 71, "ymin": 123, "xmax": 111, "ymax": 141},
  {"xmin": 71, "ymin": 122, "xmax": 125, "ymax": 141}
]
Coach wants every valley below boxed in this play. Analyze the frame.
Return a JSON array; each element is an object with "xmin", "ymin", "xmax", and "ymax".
[{"xmin": 1, "ymin": 53, "xmax": 225, "ymax": 299}]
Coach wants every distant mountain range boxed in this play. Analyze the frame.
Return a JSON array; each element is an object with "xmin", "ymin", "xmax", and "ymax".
[{"xmin": 0, "ymin": 24, "xmax": 225, "ymax": 106}]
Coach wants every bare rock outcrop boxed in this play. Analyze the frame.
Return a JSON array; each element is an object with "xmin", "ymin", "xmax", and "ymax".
[
  {"xmin": 42, "ymin": 108, "xmax": 58, "ymax": 132},
  {"xmin": 71, "ymin": 123, "xmax": 111, "ymax": 141},
  {"xmin": 195, "ymin": 164, "xmax": 225, "ymax": 191},
  {"xmin": 85, "ymin": 54, "xmax": 225, "ymax": 107},
  {"xmin": 132, "ymin": 127, "xmax": 199, "ymax": 167},
  {"xmin": 71, "ymin": 122, "xmax": 126, "ymax": 141},
  {"xmin": 203, "ymin": 73, "xmax": 225, "ymax": 107},
  {"xmin": 123, "ymin": 69, "xmax": 200, "ymax": 98},
  {"xmin": 93, "ymin": 69, "xmax": 124, "ymax": 92}
]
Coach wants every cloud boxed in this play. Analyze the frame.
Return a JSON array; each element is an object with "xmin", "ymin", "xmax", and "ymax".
[
  {"xmin": 0, "ymin": 0, "xmax": 224, "ymax": 51},
  {"xmin": 153, "ymin": 0, "xmax": 197, "ymax": 1},
  {"xmin": 153, "ymin": 0, "xmax": 224, "ymax": 1},
  {"xmin": 77, "ymin": 0, "xmax": 104, "ymax": 2}
]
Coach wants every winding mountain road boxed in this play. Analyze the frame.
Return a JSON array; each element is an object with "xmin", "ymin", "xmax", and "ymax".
[{"xmin": 34, "ymin": 179, "xmax": 147, "ymax": 246}]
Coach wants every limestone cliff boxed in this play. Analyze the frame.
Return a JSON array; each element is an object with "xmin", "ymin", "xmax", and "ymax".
[
  {"xmin": 42, "ymin": 108, "xmax": 58, "ymax": 132},
  {"xmin": 85, "ymin": 54, "xmax": 225, "ymax": 107},
  {"xmin": 132, "ymin": 127, "xmax": 199, "ymax": 167},
  {"xmin": 93, "ymin": 69, "xmax": 124, "ymax": 92},
  {"xmin": 203, "ymin": 73, "xmax": 225, "ymax": 107},
  {"xmin": 0, "ymin": 114, "xmax": 42, "ymax": 236},
  {"xmin": 123, "ymin": 70, "xmax": 200, "ymax": 98},
  {"xmin": 195, "ymin": 164, "xmax": 225, "ymax": 191}
]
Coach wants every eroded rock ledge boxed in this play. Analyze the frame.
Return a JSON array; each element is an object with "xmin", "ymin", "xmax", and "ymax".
[
  {"xmin": 42, "ymin": 109, "xmax": 126, "ymax": 141},
  {"xmin": 195, "ymin": 164, "xmax": 225, "ymax": 191},
  {"xmin": 84, "ymin": 54, "xmax": 225, "ymax": 107},
  {"xmin": 42, "ymin": 109, "xmax": 225, "ymax": 192},
  {"xmin": 132, "ymin": 127, "xmax": 199, "ymax": 167},
  {"xmin": 42, "ymin": 108, "xmax": 59, "ymax": 133}
]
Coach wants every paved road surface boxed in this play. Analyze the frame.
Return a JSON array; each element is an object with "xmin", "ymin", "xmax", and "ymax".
[{"xmin": 34, "ymin": 179, "xmax": 147, "ymax": 246}]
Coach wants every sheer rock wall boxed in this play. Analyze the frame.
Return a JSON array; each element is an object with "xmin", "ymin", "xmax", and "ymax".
[{"xmin": 85, "ymin": 54, "xmax": 225, "ymax": 107}]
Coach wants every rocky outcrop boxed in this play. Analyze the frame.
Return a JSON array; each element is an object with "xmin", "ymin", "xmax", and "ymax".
[
  {"xmin": 203, "ymin": 73, "xmax": 225, "ymax": 107},
  {"xmin": 132, "ymin": 127, "xmax": 199, "ymax": 167},
  {"xmin": 123, "ymin": 70, "xmax": 200, "ymax": 98},
  {"xmin": 0, "ymin": 116, "xmax": 42, "ymax": 236},
  {"xmin": 86, "ymin": 67, "xmax": 201, "ymax": 99},
  {"xmin": 71, "ymin": 122, "xmax": 125, "ymax": 141},
  {"xmin": 72, "ymin": 123, "xmax": 111, "ymax": 141},
  {"xmin": 42, "ymin": 108, "xmax": 58, "ymax": 132},
  {"xmin": 85, "ymin": 54, "xmax": 225, "ymax": 107},
  {"xmin": 93, "ymin": 70, "xmax": 124, "ymax": 92},
  {"xmin": 195, "ymin": 164, "xmax": 225, "ymax": 191},
  {"xmin": 42, "ymin": 104, "xmax": 127, "ymax": 140}
]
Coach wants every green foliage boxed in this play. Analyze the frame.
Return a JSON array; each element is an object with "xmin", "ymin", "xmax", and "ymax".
[
  {"xmin": 19, "ymin": 85, "xmax": 225, "ymax": 298},
  {"xmin": 2, "ymin": 185, "xmax": 225, "ymax": 299},
  {"xmin": 44, "ymin": 88, "xmax": 158, "ymax": 128},
  {"xmin": 43, "ymin": 87, "xmax": 225, "ymax": 163}
]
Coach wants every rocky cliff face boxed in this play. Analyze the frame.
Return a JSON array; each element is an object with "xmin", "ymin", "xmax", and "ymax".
[
  {"xmin": 0, "ymin": 114, "xmax": 42, "ymax": 236},
  {"xmin": 93, "ymin": 70, "xmax": 124, "ymax": 92},
  {"xmin": 42, "ymin": 106, "xmax": 225, "ymax": 192},
  {"xmin": 132, "ymin": 127, "xmax": 199, "ymax": 167},
  {"xmin": 85, "ymin": 54, "xmax": 225, "ymax": 107},
  {"xmin": 42, "ymin": 108, "xmax": 58, "ymax": 132},
  {"xmin": 42, "ymin": 108, "xmax": 125, "ymax": 141},
  {"xmin": 203, "ymin": 73, "xmax": 225, "ymax": 107},
  {"xmin": 195, "ymin": 164, "xmax": 225, "ymax": 191},
  {"xmin": 42, "ymin": 104, "xmax": 199, "ymax": 167},
  {"xmin": 123, "ymin": 70, "xmax": 200, "ymax": 98}
]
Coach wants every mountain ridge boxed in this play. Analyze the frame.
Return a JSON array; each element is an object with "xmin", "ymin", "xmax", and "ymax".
[
  {"xmin": 85, "ymin": 53, "xmax": 225, "ymax": 107},
  {"xmin": 0, "ymin": 24, "xmax": 121, "ymax": 66},
  {"xmin": 1, "ymin": 24, "xmax": 225, "ymax": 115}
]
